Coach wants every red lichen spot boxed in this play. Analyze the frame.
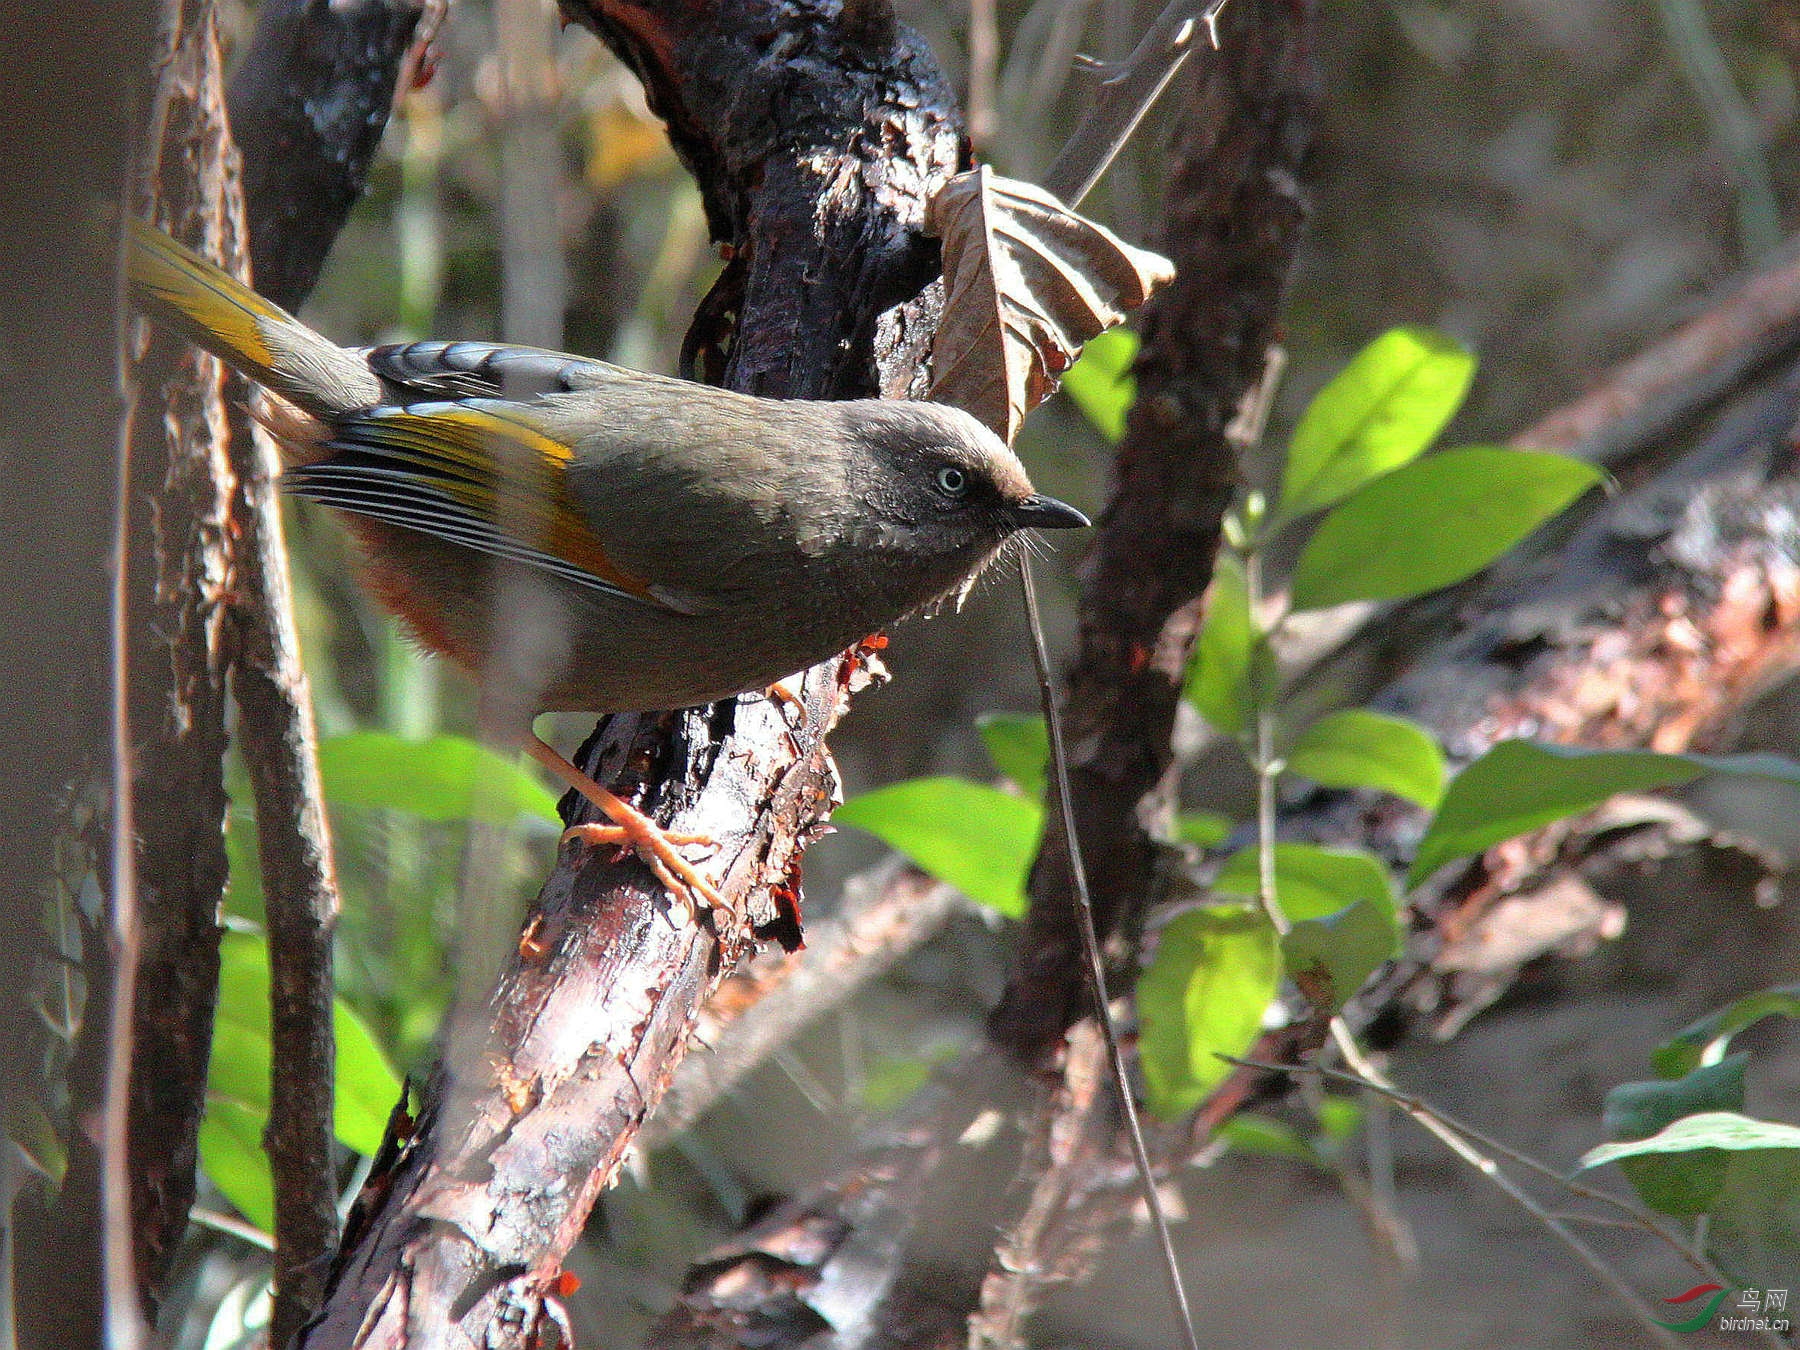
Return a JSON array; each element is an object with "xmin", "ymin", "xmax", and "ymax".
[{"xmin": 552, "ymin": 1269, "xmax": 581, "ymax": 1298}]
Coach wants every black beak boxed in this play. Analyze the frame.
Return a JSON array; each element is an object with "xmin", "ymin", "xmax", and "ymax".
[{"xmin": 1008, "ymin": 493, "xmax": 1091, "ymax": 530}]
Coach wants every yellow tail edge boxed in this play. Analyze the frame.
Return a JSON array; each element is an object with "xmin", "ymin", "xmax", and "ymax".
[{"xmin": 126, "ymin": 218, "xmax": 292, "ymax": 387}]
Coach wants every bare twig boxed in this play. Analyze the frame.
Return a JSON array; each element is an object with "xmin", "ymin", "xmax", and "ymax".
[
  {"xmin": 1020, "ymin": 558, "xmax": 1200, "ymax": 1350},
  {"xmin": 1323, "ymin": 1027, "xmax": 1691, "ymax": 1350},
  {"xmin": 1042, "ymin": 0, "xmax": 1229, "ymax": 207},
  {"xmin": 231, "ymin": 404, "xmax": 344, "ymax": 1347},
  {"xmin": 1231, "ymin": 1055, "xmax": 1726, "ymax": 1285},
  {"xmin": 968, "ymin": 0, "xmax": 999, "ymax": 148}
]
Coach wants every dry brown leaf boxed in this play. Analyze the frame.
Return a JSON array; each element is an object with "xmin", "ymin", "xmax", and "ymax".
[{"xmin": 925, "ymin": 165, "xmax": 1174, "ymax": 441}]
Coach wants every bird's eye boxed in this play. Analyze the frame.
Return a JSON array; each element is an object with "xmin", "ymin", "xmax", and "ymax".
[{"xmin": 934, "ymin": 465, "xmax": 969, "ymax": 497}]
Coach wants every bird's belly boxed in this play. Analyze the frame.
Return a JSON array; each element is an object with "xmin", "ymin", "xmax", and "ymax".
[{"xmin": 541, "ymin": 593, "xmax": 877, "ymax": 712}]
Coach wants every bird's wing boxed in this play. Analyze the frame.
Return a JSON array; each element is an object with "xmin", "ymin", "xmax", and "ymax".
[
  {"xmin": 360, "ymin": 340, "xmax": 638, "ymax": 403},
  {"xmin": 285, "ymin": 398, "xmax": 671, "ymax": 608}
]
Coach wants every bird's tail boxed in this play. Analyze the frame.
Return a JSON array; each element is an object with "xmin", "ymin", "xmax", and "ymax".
[{"xmin": 126, "ymin": 219, "xmax": 380, "ymax": 418}]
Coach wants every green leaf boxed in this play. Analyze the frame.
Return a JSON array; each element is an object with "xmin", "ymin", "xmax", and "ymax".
[
  {"xmin": 975, "ymin": 712, "xmax": 1047, "ymax": 801},
  {"xmin": 6, "ymin": 1099, "xmax": 67, "ymax": 1187},
  {"xmin": 1213, "ymin": 842, "xmax": 1397, "ymax": 923},
  {"xmin": 1183, "ymin": 553, "xmax": 1256, "ymax": 735},
  {"xmin": 1216, "ymin": 1113, "xmax": 1316, "ymax": 1161},
  {"xmin": 333, "ymin": 1002, "xmax": 402, "ymax": 1156},
  {"xmin": 1280, "ymin": 898, "xmax": 1402, "ymax": 1011},
  {"xmin": 318, "ymin": 732, "xmax": 560, "ymax": 824},
  {"xmin": 1289, "ymin": 448, "xmax": 1602, "ymax": 612},
  {"xmin": 1278, "ymin": 326, "xmax": 1475, "ymax": 521},
  {"xmin": 1171, "ymin": 810, "xmax": 1234, "ymax": 848},
  {"xmin": 1286, "ymin": 710, "xmax": 1446, "ymax": 809},
  {"xmin": 201, "ymin": 933, "xmax": 403, "ymax": 1225},
  {"xmin": 1315, "ymin": 1095, "xmax": 1365, "ymax": 1142},
  {"xmin": 199, "ymin": 1098, "xmax": 275, "ymax": 1234},
  {"xmin": 1138, "ymin": 906, "xmax": 1280, "ymax": 1119},
  {"xmin": 1582, "ymin": 1112, "xmax": 1800, "ymax": 1166},
  {"xmin": 1654, "ymin": 985, "xmax": 1800, "ymax": 1079},
  {"xmin": 1705, "ymin": 1149, "xmax": 1800, "ymax": 1296},
  {"xmin": 1596, "ymin": 1056, "xmax": 1747, "ymax": 1215},
  {"xmin": 1409, "ymin": 741, "xmax": 1800, "ymax": 885},
  {"xmin": 836, "ymin": 778, "xmax": 1043, "ymax": 918},
  {"xmin": 1060, "ymin": 326, "xmax": 1139, "ymax": 442}
]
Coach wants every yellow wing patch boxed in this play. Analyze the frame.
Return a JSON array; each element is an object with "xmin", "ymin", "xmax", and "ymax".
[{"xmin": 298, "ymin": 401, "xmax": 656, "ymax": 603}]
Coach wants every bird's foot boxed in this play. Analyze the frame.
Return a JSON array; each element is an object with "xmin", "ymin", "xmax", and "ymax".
[{"xmin": 560, "ymin": 815, "xmax": 722, "ymax": 923}]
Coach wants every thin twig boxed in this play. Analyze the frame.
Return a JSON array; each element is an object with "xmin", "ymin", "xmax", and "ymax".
[
  {"xmin": 967, "ymin": 0, "xmax": 999, "ymax": 149},
  {"xmin": 1231, "ymin": 1054, "xmax": 1744, "ymax": 1291},
  {"xmin": 1323, "ymin": 1024, "xmax": 1714, "ymax": 1350},
  {"xmin": 1042, "ymin": 0, "xmax": 1228, "ymax": 206},
  {"xmin": 230, "ymin": 406, "xmax": 344, "ymax": 1349},
  {"xmin": 1018, "ymin": 557, "xmax": 1201, "ymax": 1350}
]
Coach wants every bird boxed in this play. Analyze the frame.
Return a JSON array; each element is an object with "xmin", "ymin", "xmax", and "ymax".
[{"xmin": 127, "ymin": 218, "xmax": 1090, "ymax": 915}]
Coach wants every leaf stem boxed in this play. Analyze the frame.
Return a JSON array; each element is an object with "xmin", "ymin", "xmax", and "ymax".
[{"xmin": 1018, "ymin": 557, "xmax": 1201, "ymax": 1350}]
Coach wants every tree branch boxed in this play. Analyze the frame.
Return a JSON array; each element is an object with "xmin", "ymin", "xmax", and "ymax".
[
  {"xmin": 300, "ymin": 6, "xmax": 967, "ymax": 1343},
  {"xmin": 991, "ymin": 0, "xmax": 1320, "ymax": 1063}
]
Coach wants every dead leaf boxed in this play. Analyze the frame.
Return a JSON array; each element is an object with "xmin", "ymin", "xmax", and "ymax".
[{"xmin": 925, "ymin": 165, "xmax": 1174, "ymax": 441}]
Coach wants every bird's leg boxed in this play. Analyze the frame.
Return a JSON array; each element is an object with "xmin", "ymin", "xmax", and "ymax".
[{"xmin": 524, "ymin": 734, "xmax": 723, "ymax": 919}]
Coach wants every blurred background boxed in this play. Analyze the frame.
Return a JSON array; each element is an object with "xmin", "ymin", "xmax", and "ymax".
[{"xmin": 168, "ymin": 0, "xmax": 1800, "ymax": 1346}]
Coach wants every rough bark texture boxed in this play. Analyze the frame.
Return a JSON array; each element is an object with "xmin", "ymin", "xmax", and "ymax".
[
  {"xmin": 122, "ymin": 1, "xmax": 242, "ymax": 1305},
  {"xmin": 653, "ymin": 6, "xmax": 1321, "ymax": 1343},
  {"xmin": 115, "ymin": 0, "xmax": 430, "ymax": 1328},
  {"xmin": 298, "ymin": 6, "xmax": 967, "ymax": 1345},
  {"xmin": 990, "ymin": 0, "xmax": 1320, "ymax": 1061},
  {"xmin": 226, "ymin": 0, "xmax": 441, "ymax": 311},
  {"xmin": 231, "ymin": 355, "xmax": 347, "ymax": 1344}
]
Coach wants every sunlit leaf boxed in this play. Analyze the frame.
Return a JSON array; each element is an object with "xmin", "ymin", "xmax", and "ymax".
[
  {"xmin": 1213, "ymin": 842, "xmax": 1396, "ymax": 924},
  {"xmin": 1583, "ymin": 1113, "xmax": 1800, "ymax": 1166},
  {"xmin": 1287, "ymin": 709, "xmax": 1445, "ymax": 808},
  {"xmin": 1171, "ymin": 810, "xmax": 1234, "ymax": 848},
  {"xmin": 1060, "ymin": 325, "xmax": 1139, "ymax": 442},
  {"xmin": 836, "ymin": 778, "xmax": 1043, "ymax": 918},
  {"xmin": 1596, "ymin": 1057, "xmax": 1746, "ymax": 1215},
  {"xmin": 318, "ymin": 732, "xmax": 560, "ymax": 824},
  {"xmin": 201, "ymin": 933, "xmax": 403, "ymax": 1225},
  {"xmin": 1184, "ymin": 553, "xmax": 1257, "ymax": 736},
  {"xmin": 1289, "ymin": 448, "xmax": 1602, "ymax": 611},
  {"xmin": 1654, "ymin": 986, "xmax": 1800, "ymax": 1079},
  {"xmin": 1410, "ymin": 742, "xmax": 1800, "ymax": 885},
  {"xmin": 1278, "ymin": 326, "xmax": 1475, "ymax": 521},
  {"xmin": 1280, "ymin": 898, "xmax": 1401, "ymax": 1011},
  {"xmin": 1138, "ymin": 905, "xmax": 1279, "ymax": 1118},
  {"xmin": 199, "ymin": 1098, "xmax": 275, "ymax": 1234},
  {"xmin": 975, "ymin": 712, "xmax": 1047, "ymax": 800}
]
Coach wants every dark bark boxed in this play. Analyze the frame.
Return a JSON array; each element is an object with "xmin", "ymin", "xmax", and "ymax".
[
  {"xmin": 111, "ymin": 0, "xmax": 432, "ymax": 1328},
  {"xmin": 226, "ymin": 0, "xmax": 442, "ymax": 311},
  {"xmin": 654, "ymin": 6, "xmax": 1322, "ymax": 1343},
  {"xmin": 990, "ymin": 0, "xmax": 1320, "ymax": 1061},
  {"xmin": 222, "ymin": 4, "xmax": 436, "ymax": 1337},
  {"xmin": 298, "ymin": 5, "xmax": 966, "ymax": 1345},
  {"xmin": 121, "ymin": 0, "xmax": 242, "ymax": 1311},
  {"xmin": 231, "ymin": 393, "xmax": 344, "ymax": 1346}
]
